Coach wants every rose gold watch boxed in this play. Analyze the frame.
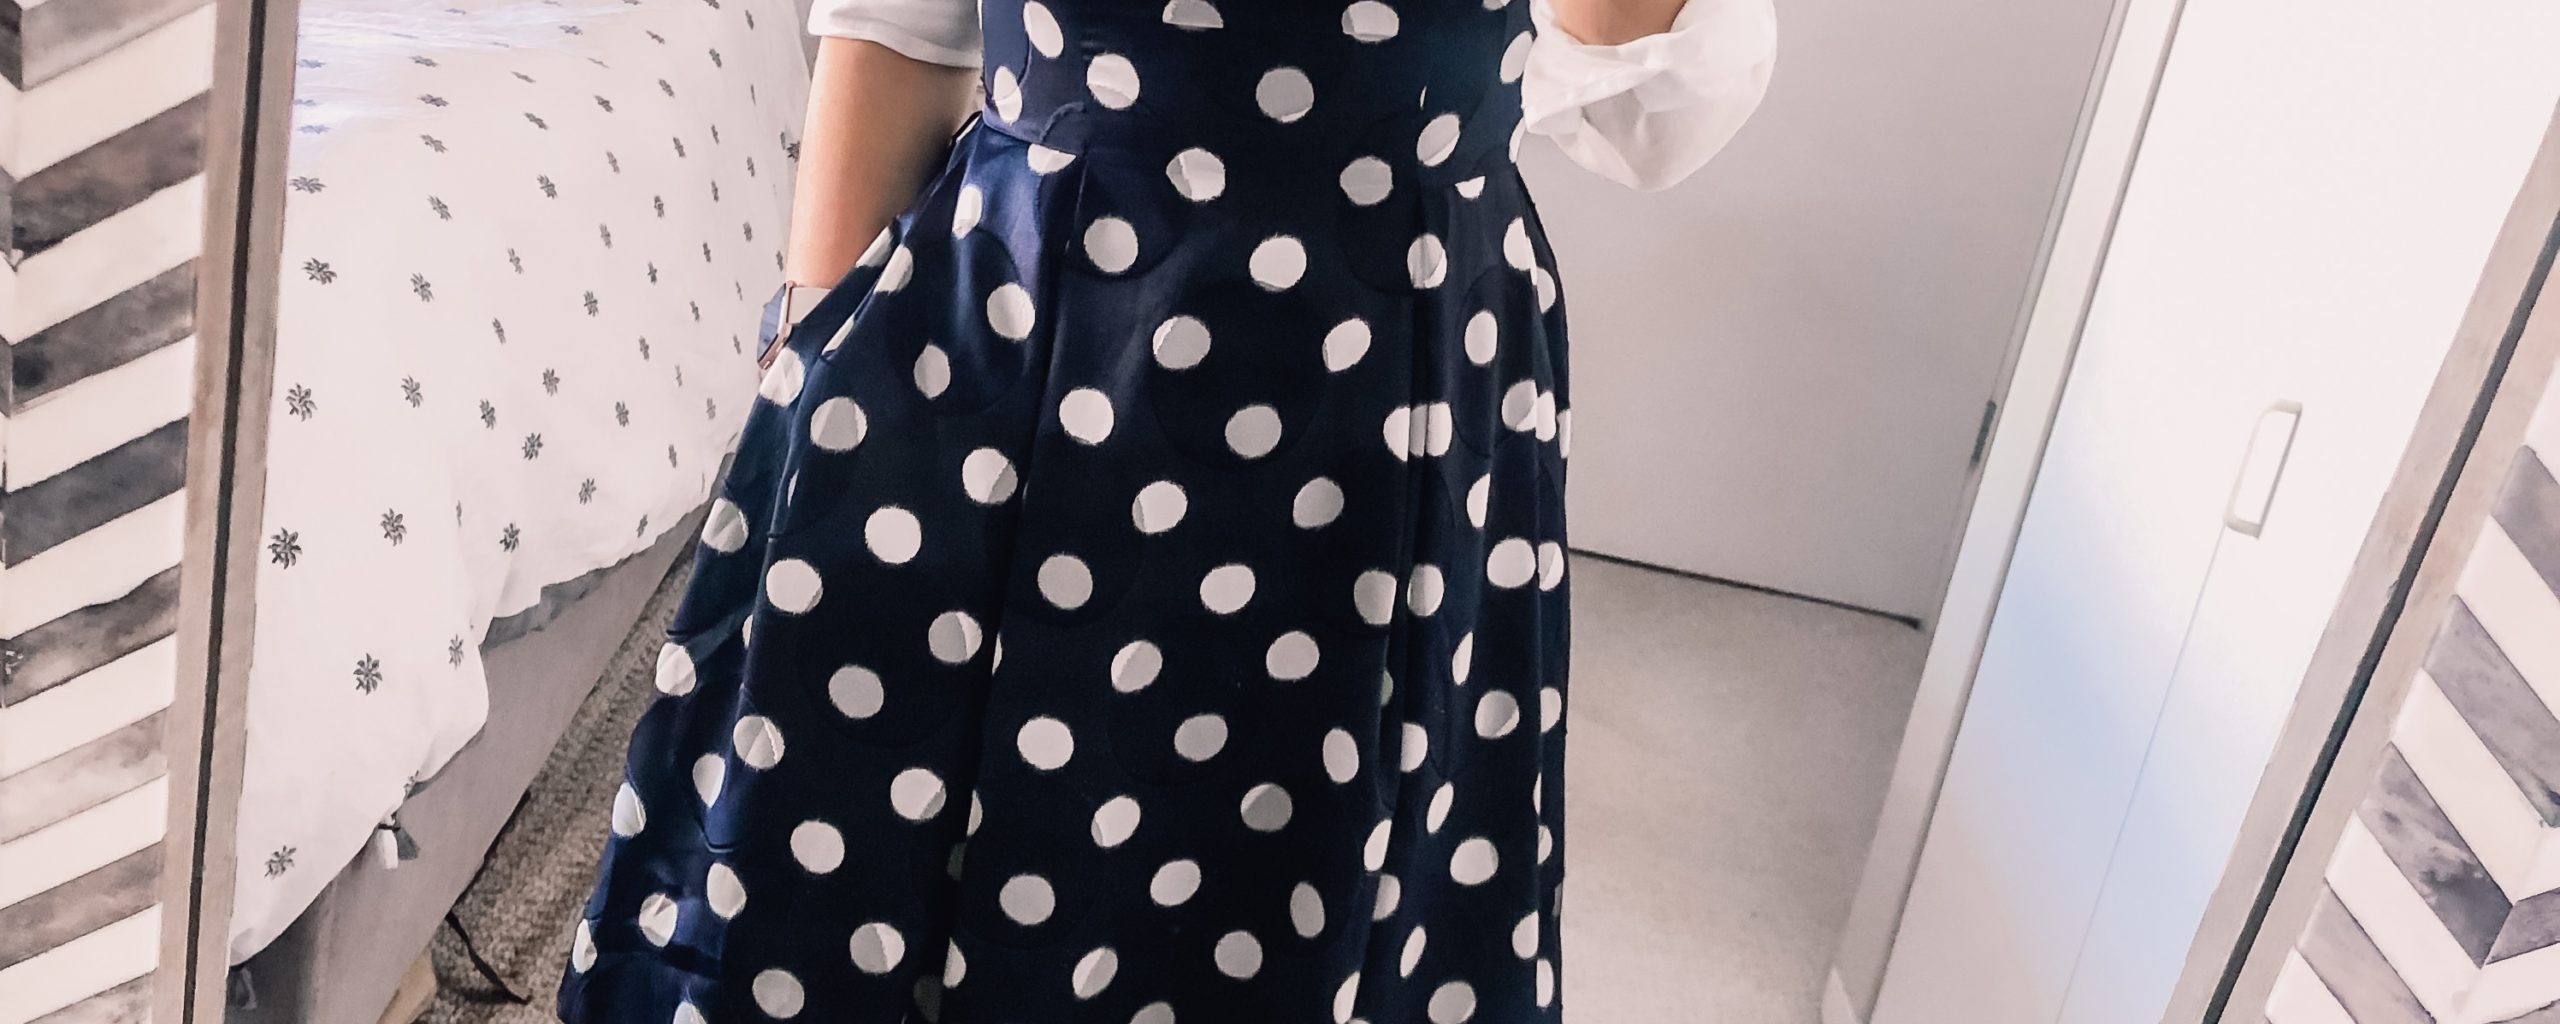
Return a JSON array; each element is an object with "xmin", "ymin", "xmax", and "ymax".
[{"xmin": 757, "ymin": 283, "xmax": 829, "ymax": 370}]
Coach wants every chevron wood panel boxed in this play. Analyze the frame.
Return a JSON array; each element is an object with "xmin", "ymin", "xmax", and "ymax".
[
  {"xmin": 0, "ymin": 0, "xmax": 214, "ymax": 1018},
  {"xmin": 2270, "ymin": 391, "xmax": 2560, "ymax": 1024}
]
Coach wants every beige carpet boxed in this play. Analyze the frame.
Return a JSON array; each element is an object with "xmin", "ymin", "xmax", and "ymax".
[{"xmin": 420, "ymin": 562, "xmax": 689, "ymax": 1023}]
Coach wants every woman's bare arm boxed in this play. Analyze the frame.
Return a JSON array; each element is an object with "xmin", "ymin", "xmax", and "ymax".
[
  {"xmin": 1544, "ymin": 0, "xmax": 1688, "ymax": 45},
  {"xmin": 783, "ymin": 37, "xmax": 978, "ymax": 287}
]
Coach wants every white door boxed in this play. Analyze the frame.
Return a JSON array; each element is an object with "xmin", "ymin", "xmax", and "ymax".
[
  {"xmin": 1873, "ymin": 1, "xmax": 2560, "ymax": 1020},
  {"xmin": 1524, "ymin": 0, "xmax": 2121, "ymax": 619}
]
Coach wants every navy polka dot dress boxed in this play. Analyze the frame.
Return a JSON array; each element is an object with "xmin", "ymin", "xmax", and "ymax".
[{"xmin": 561, "ymin": 0, "xmax": 1575, "ymax": 1019}]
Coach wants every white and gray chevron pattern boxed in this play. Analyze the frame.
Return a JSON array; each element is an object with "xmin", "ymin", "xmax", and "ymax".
[
  {"xmin": 0, "ymin": 0, "xmax": 214, "ymax": 1019},
  {"xmin": 2265, "ymin": 392, "xmax": 2560, "ymax": 1023}
]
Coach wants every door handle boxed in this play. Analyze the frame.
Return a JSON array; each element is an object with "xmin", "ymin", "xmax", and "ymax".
[{"xmin": 2223, "ymin": 400, "xmax": 2303, "ymax": 538}]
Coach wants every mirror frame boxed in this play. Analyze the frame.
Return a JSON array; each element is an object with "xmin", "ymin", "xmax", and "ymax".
[{"xmin": 158, "ymin": 0, "xmax": 300, "ymax": 1015}]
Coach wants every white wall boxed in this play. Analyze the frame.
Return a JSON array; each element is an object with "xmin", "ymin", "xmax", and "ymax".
[{"xmin": 1527, "ymin": 0, "xmax": 2123, "ymax": 619}]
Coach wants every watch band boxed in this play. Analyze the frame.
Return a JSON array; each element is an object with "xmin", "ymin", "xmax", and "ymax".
[{"xmin": 757, "ymin": 283, "xmax": 829, "ymax": 369}]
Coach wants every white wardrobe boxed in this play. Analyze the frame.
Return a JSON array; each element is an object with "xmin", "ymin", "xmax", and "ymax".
[{"xmin": 1869, "ymin": 0, "xmax": 2560, "ymax": 1020}]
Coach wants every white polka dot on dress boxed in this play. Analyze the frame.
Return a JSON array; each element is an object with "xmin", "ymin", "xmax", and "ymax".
[
  {"xmin": 1249, "ymin": 236, "xmax": 1307, "ymax": 290},
  {"xmin": 1031, "ymin": 145, "xmax": 1079, "ymax": 174},
  {"xmin": 952, "ymin": 185, "xmax": 984, "ymax": 237},
  {"xmin": 850, "ymin": 922, "xmax": 906, "ymax": 974},
  {"xmin": 637, "ymin": 892, "xmax": 678, "ymax": 946},
  {"xmin": 987, "ymin": 282, "xmax": 1037, "ymax": 340},
  {"xmin": 1133, "ymin": 480, "xmax": 1189, "ymax": 533},
  {"xmin": 1135, "ymin": 1002, "xmax": 1176, "ymax": 1024},
  {"xmin": 654, "ymin": 642, "xmax": 696, "ymax": 696},
  {"xmin": 758, "ymin": 346, "xmax": 805, "ymax": 405},
  {"xmin": 864, "ymin": 506, "xmax": 922, "ymax": 563},
  {"xmin": 766, "ymin": 559, "xmax": 823, "ymax": 613},
  {"xmin": 829, "ymin": 664, "xmax": 884, "ymax": 718},
  {"xmin": 1266, "ymin": 631, "xmax": 1320, "ymax": 680},
  {"xmin": 991, "ymin": 66, "xmax": 1024, "ymax": 121},
  {"xmin": 1323, "ymin": 728, "xmax": 1360, "ymax": 782},
  {"xmin": 1023, "ymin": 0, "xmax": 1064, "ymax": 57},
  {"xmin": 1167, "ymin": 147, "xmax": 1226, "ymax": 200},
  {"xmin": 1364, "ymin": 818, "xmax": 1393, "ymax": 870},
  {"xmin": 611, "ymin": 782, "xmax": 646, "ymax": 837},
  {"xmin": 1426, "ymin": 782, "xmax": 1454, "ymax": 832},
  {"xmin": 929, "ymin": 610, "xmax": 984, "ymax": 664},
  {"xmin": 1374, "ymin": 874, "xmax": 1402, "ymax": 920},
  {"xmin": 691, "ymin": 754, "xmax": 724, "ymax": 806},
  {"xmin": 1323, "ymin": 317, "xmax": 1372, "ymax": 370},
  {"xmin": 1400, "ymin": 722, "xmax": 1430, "ymax": 772},
  {"xmin": 961, "ymin": 448, "xmax": 1020, "ymax": 505},
  {"xmin": 699, "ymin": 498, "xmax": 747, "ymax": 554},
  {"xmin": 1464, "ymin": 311, "xmax": 1497, "ymax": 365},
  {"xmin": 1353, "ymin": 569, "xmax": 1397, "ymax": 625},
  {"xmin": 1476, "ymin": 690, "xmax": 1521, "ymax": 738},
  {"xmin": 1240, "ymin": 782, "xmax": 1294, "ymax": 831},
  {"xmin": 1408, "ymin": 234, "xmax": 1448, "ymax": 288},
  {"xmin": 1342, "ymin": 0, "xmax": 1398, "ymax": 40},
  {"xmin": 1163, "ymin": 0, "xmax": 1222, "ymax": 28},
  {"xmin": 810, "ymin": 396, "xmax": 868, "ymax": 452},
  {"xmin": 1256, "ymin": 67, "xmax": 1315, "ymax": 122},
  {"xmin": 1152, "ymin": 315, "xmax": 1212, "ymax": 370},
  {"xmin": 915, "ymin": 344, "xmax": 952, "ymax": 398},
  {"xmin": 1018, "ymin": 716, "xmax": 1075, "ymax": 770},
  {"xmin": 1428, "ymin": 980, "xmax": 1478, "ymax": 1024},
  {"xmin": 1151, "ymin": 859, "xmax": 1202, "ymax": 905},
  {"xmin": 1340, "ymin": 156, "xmax": 1393, "ymax": 205},
  {"xmin": 877, "ymin": 246, "xmax": 915, "ymax": 292},
  {"xmin": 1001, "ymin": 874, "xmax": 1057, "ymax": 925},
  {"xmin": 1452, "ymin": 633, "xmax": 1475, "ymax": 683},
  {"xmin": 1072, "ymin": 946, "xmax": 1119, "ymax": 999},
  {"xmin": 1466, "ymin": 474, "xmax": 1491, "ymax": 528},
  {"xmin": 752, "ymin": 969, "xmax": 805, "ymax": 1018},
  {"xmin": 1399, "ymin": 926, "xmax": 1428, "ymax": 976},
  {"xmin": 1060, "ymin": 387, "xmax": 1116, "ymax": 444},
  {"xmin": 571, "ymin": 919, "xmax": 597, "ymax": 972},
  {"xmin": 1501, "ymin": 31, "xmax": 1533, "ymax": 82},
  {"xmin": 1406, "ymin": 564, "xmax": 1445, "ymax": 615},
  {"xmin": 1174, "ymin": 713, "xmax": 1228, "ymax": 761},
  {"xmin": 1039, "ymin": 553, "xmax": 1094, "ymax": 609},
  {"xmin": 1487, "ymin": 537, "xmax": 1537, "ymax": 588},
  {"xmin": 791, "ymin": 821, "xmax": 844, "ymax": 874},
  {"xmin": 734, "ymin": 715, "xmax": 786, "ymax": 769},
  {"xmin": 1416, "ymin": 113, "xmax": 1461, "ymax": 166},
  {"xmin": 1087, "ymin": 53, "xmax": 1142, "ymax": 108},
  {"xmin": 1450, "ymin": 837, "xmax": 1499, "ymax": 885},
  {"xmin": 1214, "ymin": 930, "xmax": 1264, "ymax": 978},
  {"xmin": 1296, "ymin": 477, "xmax": 1346, "ymax": 527},
  {"xmin": 706, "ymin": 862, "xmax": 747, "ymax": 919},
  {"xmin": 1227, "ymin": 404, "xmax": 1284, "ymax": 458},
  {"xmin": 1291, "ymin": 882, "xmax": 1327, "ymax": 938},
  {"xmin": 1512, "ymin": 912, "xmax": 1540, "ymax": 959},
  {"xmin": 1111, "ymin": 640, "xmax": 1163, "ymax": 692},
  {"xmin": 890, "ymin": 767, "xmax": 947, "ymax": 820},
  {"xmin": 1542, "ymin": 686, "xmax": 1565, "ymax": 732},
  {"xmin": 1200, "ymin": 563, "xmax": 1256, "ymax": 613},
  {"xmin": 1335, "ymin": 972, "xmax": 1363, "ymax": 1023},
  {"xmin": 1084, "ymin": 216, "xmax": 1140, "ymax": 273},
  {"xmin": 1091, "ymin": 795, "xmax": 1142, "ymax": 847}
]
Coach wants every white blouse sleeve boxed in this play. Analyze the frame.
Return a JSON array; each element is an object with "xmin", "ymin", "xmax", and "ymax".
[
  {"xmin": 808, "ymin": 0, "xmax": 984, "ymax": 69},
  {"xmin": 1522, "ymin": 0, "xmax": 1776, "ymax": 192}
]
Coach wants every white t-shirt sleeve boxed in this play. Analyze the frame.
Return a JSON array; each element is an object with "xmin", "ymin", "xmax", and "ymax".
[
  {"xmin": 808, "ymin": 0, "xmax": 984, "ymax": 68},
  {"xmin": 1522, "ymin": 0, "xmax": 1776, "ymax": 192}
]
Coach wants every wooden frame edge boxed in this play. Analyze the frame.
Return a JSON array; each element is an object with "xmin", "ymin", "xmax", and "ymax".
[
  {"xmin": 2193, "ymin": 101, "xmax": 2560, "ymax": 1021},
  {"xmin": 158, "ymin": 0, "xmax": 299, "ymax": 1016}
]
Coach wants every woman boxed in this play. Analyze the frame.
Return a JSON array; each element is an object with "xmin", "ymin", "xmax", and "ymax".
[{"xmin": 560, "ymin": 0, "xmax": 1772, "ymax": 1017}]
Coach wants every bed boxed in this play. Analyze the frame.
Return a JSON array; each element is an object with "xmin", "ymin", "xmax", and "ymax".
[{"xmin": 222, "ymin": 0, "xmax": 809, "ymax": 1013}]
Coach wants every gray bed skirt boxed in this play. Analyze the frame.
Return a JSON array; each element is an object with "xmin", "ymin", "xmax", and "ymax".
[{"xmin": 228, "ymin": 508, "xmax": 702, "ymax": 1024}]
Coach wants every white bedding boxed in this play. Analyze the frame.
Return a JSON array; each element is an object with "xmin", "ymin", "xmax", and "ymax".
[{"xmin": 230, "ymin": 0, "xmax": 807, "ymax": 961}]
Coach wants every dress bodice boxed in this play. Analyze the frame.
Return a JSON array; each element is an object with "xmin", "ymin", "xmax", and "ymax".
[{"xmin": 974, "ymin": 0, "xmax": 1536, "ymax": 185}]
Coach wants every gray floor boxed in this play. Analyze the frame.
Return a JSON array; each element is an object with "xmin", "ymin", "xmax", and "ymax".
[
  {"xmin": 1561, "ymin": 557, "xmax": 1928, "ymax": 1024},
  {"xmin": 422, "ymin": 554, "xmax": 1929, "ymax": 1022}
]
